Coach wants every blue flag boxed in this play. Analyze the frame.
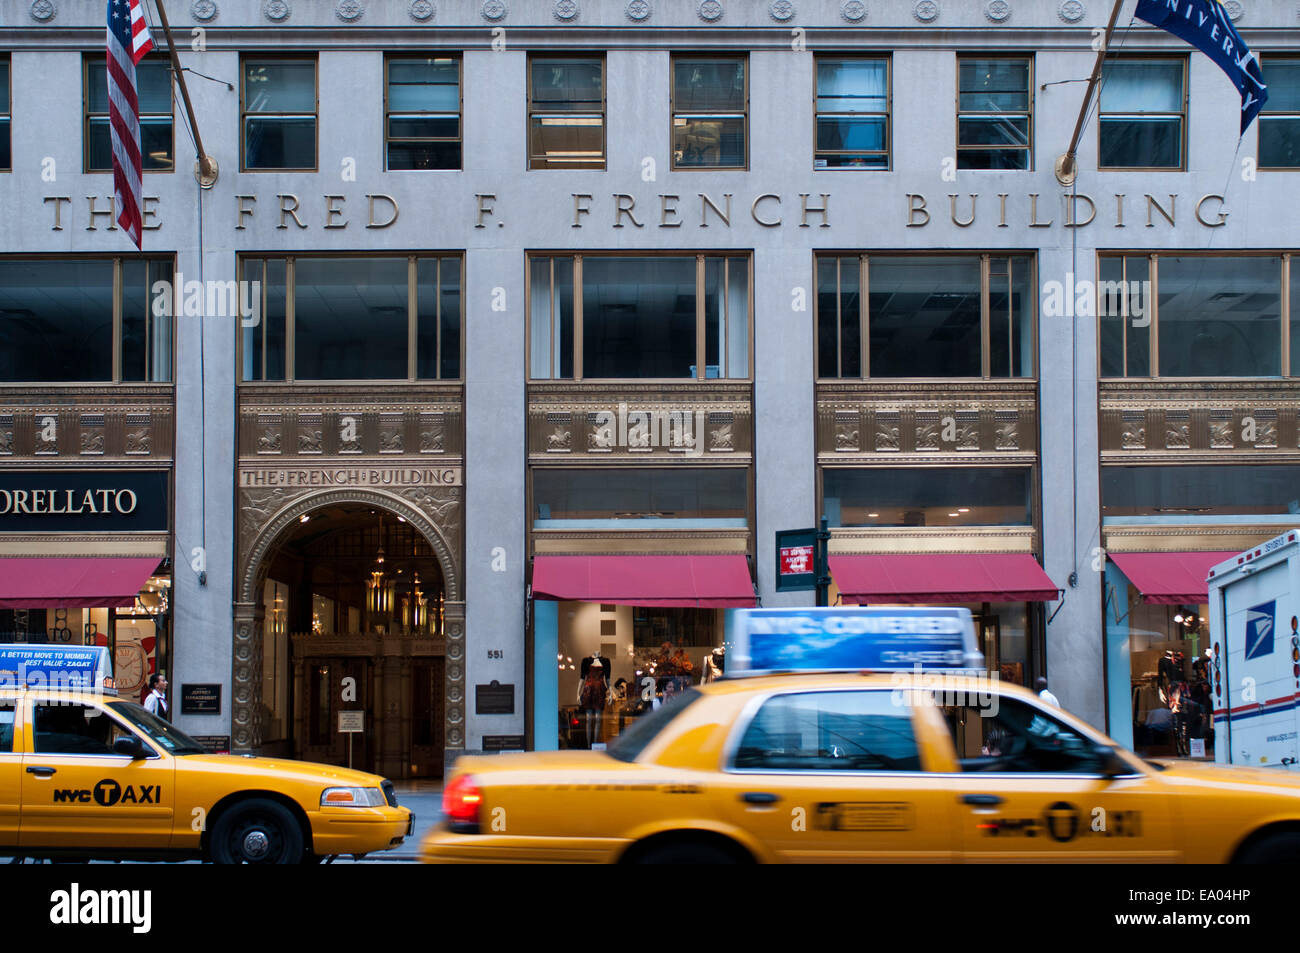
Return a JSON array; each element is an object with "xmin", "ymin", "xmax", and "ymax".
[{"xmin": 1135, "ymin": 0, "xmax": 1267, "ymax": 134}]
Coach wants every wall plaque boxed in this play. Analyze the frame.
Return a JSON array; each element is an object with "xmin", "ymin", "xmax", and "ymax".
[
  {"xmin": 180, "ymin": 683, "xmax": 222, "ymax": 715},
  {"xmin": 475, "ymin": 681, "xmax": 515, "ymax": 715}
]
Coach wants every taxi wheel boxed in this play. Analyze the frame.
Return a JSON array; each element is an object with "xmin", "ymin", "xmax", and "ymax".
[
  {"xmin": 1236, "ymin": 832, "xmax": 1300, "ymax": 864},
  {"xmin": 210, "ymin": 799, "xmax": 305, "ymax": 864},
  {"xmin": 630, "ymin": 841, "xmax": 743, "ymax": 864}
]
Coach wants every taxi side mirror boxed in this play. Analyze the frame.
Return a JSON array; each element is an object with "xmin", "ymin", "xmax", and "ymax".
[
  {"xmin": 1095, "ymin": 745, "xmax": 1131, "ymax": 779},
  {"xmin": 114, "ymin": 736, "xmax": 147, "ymax": 760}
]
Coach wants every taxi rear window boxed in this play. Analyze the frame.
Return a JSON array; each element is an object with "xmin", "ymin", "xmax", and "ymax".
[{"xmin": 607, "ymin": 688, "xmax": 701, "ymax": 762}]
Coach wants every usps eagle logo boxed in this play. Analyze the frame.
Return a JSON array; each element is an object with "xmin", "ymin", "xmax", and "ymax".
[{"xmin": 1245, "ymin": 601, "xmax": 1276, "ymax": 661}]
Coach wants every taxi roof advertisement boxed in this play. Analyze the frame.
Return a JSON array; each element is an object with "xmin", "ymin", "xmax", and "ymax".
[
  {"xmin": 0, "ymin": 644, "xmax": 113, "ymax": 690},
  {"xmin": 731, "ymin": 606, "xmax": 984, "ymax": 675}
]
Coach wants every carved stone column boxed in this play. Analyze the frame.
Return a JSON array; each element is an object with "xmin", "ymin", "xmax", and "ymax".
[
  {"xmin": 377, "ymin": 652, "xmax": 404, "ymax": 778},
  {"xmin": 232, "ymin": 601, "xmax": 264, "ymax": 753},
  {"xmin": 443, "ymin": 601, "xmax": 467, "ymax": 767}
]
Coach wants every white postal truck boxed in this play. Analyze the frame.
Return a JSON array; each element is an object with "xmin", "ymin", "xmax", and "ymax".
[{"xmin": 1208, "ymin": 530, "xmax": 1300, "ymax": 769}]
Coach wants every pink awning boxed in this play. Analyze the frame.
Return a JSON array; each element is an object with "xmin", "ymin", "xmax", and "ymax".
[
  {"xmin": 532, "ymin": 555, "xmax": 756, "ymax": 608},
  {"xmin": 0, "ymin": 557, "xmax": 161, "ymax": 609},
  {"xmin": 1108, "ymin": 551, "xmax": 1231, "ymax": 605},
  {"xmin": 830, "ymin": 553, "xmax": 1059, "ymax": 604}
]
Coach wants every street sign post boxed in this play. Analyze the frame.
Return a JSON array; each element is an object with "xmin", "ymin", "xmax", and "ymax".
[
  {"xmin": 776, "ymin": 518, "xmax": 832, "ymax": 604},
  {"xmin": 338, "ymin": 711, "xmax": 365, "ymax": 769}
]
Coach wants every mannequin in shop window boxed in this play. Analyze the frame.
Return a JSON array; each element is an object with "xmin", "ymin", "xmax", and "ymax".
[
  {"xmin": 577, "ymin": 659, "xmax": 608, "ymax": 748},
  {"xmin": 703, "ymin": 647, "xmax": 725, "ymax": 683}
]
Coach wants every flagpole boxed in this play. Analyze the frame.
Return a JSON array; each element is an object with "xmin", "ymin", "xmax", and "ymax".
[
  {"xmin": 151, "ymin": 0, "xmax": 219, "ymax": 187},
  {"xmin": 1054, "ymin": 0, "xmax": 1126, "ymax": 186}
]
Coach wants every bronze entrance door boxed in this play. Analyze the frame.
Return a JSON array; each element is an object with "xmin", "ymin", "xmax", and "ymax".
[
  {"xmin": 299, "ymin": 657, "xmax": 373, "ymax": 772},
  {"xmin": 411, "ymin": 657, "xmax": 445, "ymax": 778}
]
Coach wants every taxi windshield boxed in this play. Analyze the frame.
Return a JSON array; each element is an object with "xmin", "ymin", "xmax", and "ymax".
[
  {"xmin": 607, "ymin": 688, "xmax": 701, "ymax": 762},
  {"xmin": 108, "ymin": 701, "xmax": 211, "ymax": 755}
]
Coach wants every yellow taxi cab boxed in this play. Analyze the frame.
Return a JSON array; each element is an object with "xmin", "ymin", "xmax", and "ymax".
[
  {"xmin": 422, "ymin": 607, "xmax": 1300, "ymax": 864},
  {"xmin": 0, "ymin": 645, "xmax": 411, "ymax": 863}
]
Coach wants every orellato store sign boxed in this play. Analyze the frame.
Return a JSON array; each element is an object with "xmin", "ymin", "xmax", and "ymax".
[{"xmin": 0, "ymin": 471, "xmax": 168, "ymax": 533}]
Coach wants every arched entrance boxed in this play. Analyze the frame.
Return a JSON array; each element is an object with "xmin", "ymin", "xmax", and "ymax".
[{"xmin": 234, "ymin": 489, "xmax": 465, "ymax": 779}]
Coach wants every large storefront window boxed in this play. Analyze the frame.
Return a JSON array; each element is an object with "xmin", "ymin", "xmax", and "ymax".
[
  {"xmin": 823, "ymin": 466, "xmax": 1032, "ymax": 528},
  {"xmin": 0, "ymin": 257, "xmax": 173, "ymax": 383},
  {"xmin": 529, "ymin": 254, "xmax": 750, "ymax": 380},
  {"xmin": 816, "ymin": 254, "xmax": 1034, "ymax": 379},
  {"xmin": 1099, "ymin": 254, "xmax": 1288, "ymax": 378},
  {"xmin": 1105, "ymin": 563, "xmax": 1213, "ymax": 760},
  {"xmin": 239, "ymin": 255, "xmax": 462, "ymax": 382},
  {"xmin": 1101, "ymin": 464, "xmax": 1300, "ymax": 517},
  {"xmin": 555, "ymin": 602, "xmax": 729, "ymax": 749},
  {"xmin": 533, "ymin": 467, "xmax": 748, "ymax": 527}
]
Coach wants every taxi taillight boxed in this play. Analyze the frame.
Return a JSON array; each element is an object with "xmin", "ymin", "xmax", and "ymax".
[{"xmin": 443, "ymin": 774, "xmax": 483, "ymax": 833}]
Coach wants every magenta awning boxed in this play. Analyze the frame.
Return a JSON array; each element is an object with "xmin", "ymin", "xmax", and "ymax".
[
  {"xmin": 1108, "ymin": 551, "xmax": 1231, "ymax": 605},
  {"xmin": 532, "ymin": 555, "xmax": 756, "ymax": 608},
  {"xmin": 0, "ymin": 557, "xmax": 161, "ymax": 609},
  {"xmin": 830, "ymin": 553, "xmax": 1059, "ymax": 604}
]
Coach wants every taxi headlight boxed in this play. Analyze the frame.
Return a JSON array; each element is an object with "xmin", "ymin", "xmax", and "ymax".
[{"xmin": 321, "ymin": 786, "xmax": 386, "ymax": 808}]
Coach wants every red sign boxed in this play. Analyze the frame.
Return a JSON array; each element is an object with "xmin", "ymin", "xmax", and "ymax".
[{"xmin": 780, "ymin": 545, "xmax": 814, "ymax": 576}]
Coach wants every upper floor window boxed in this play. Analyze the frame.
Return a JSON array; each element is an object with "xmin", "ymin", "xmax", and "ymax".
[
  {"xmin": 529, "ymin": 254, "xmax": 750, "ymax": 380},
  {"xmin": 816, "ymin": 254, "xmax": 1035, "ymax": 379},
  {"xmin": 239, "ymin": 255, "xmax": 461, "ymax": 382},
  {"xmin": 242, "ymin": 56, "xmax": 316, "ymax": 171},
  {"xmin": 957, "ymin": 56, "xmax": 1032, "ymax": 170},
  {"xmin": 1098, "ymin": 254, "xmax": 1287, "ymax": 378},
  {"xmin": 85, "ymin": 55, "xmax": 174, "ymax": 173},
  {"xmin": 0, "ymin": 256, "xmax": 173, "ymax": 384},
  {"xmin": 814, "ymin": 57, "xmax": 889, "ymax": 170},
  {"xmin": 671, "ymin": 55, "xmax": 746, "ymax": 170},
  {"xmin": 385, "ymin": 55, "xmax": 460, "ymax": 171},
  {"xmin": 824, "ymin": 467, "xmax": 1033, "ymax": 529},
  {"xmin": 0, "ymin": 57, "xmax": 10, "ymax": 172},
  {"xmin": 1259, "ymin": 55, "xmax": 1300, "ymax": 169},
  {"xmin": 1099, "ymin": 58, "xmax": 1185, "ymax": 169},
  {"xmin": 529, "ymin": 55, "xmax": 605, "ymax": 170}
]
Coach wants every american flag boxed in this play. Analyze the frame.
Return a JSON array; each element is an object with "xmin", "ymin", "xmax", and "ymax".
[{"xmin": 106, "ymin": 0, "xmax": 155, "ymax": 249}]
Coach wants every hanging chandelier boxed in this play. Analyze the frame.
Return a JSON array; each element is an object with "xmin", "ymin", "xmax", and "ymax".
[{"xmin": 366, "ymin": 515, "xmax": 393, "ymax": 616}]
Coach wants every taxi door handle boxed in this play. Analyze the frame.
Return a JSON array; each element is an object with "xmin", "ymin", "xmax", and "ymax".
[
  {"xmin": 741, "ymin": 792, "xmax": 780, "ymax": 805},
  {"xmin": 26, "ymin": 766, "xmax": 56, "ymax": 777},
  {"xmin": 961, "ymin": 794, "xmax": 1003, "ymax": 807}
]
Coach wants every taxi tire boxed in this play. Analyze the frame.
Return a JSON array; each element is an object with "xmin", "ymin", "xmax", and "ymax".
[
  {"xmin": 1235, "ymin": 832, "xmax": 1300, "ymax": 864},
  {"xmin": 209, "ymin": 798, "xmax": 305, "ymax": 865},
  {"xmin": 630, "ymin": 842, "xmax": 743, "ymax": 864}
]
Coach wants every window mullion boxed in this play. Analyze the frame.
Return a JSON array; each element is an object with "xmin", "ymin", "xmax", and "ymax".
[
  {"xmin": 1283, "ymin": 253, "xmax": 1291, "ymax": 378},
  {"xmin": 696, "ymin": 255, "xmax": 706, "ymax": 380},
  {"xmin": 1149, "ymin": 254, "xmax": 1159, "ymax": 378},
  {"xmin": 574, "ymin": 254, "xmax": 583, "ymax": 381},
  {"xmin": 860, "ymin": 254, "xmax": 869, "ymax": 379},
  {"xmin": 980, "ymin": 254, "xmax": 991, "ymax": 379},
  {"xmin": 112, "ymin": 258, "xmax": 123, "ymax": 383},
  {"xmin": 408, "ymin": 256, "xmax": 418, "ymax": 381},
  {"xmin": 286, "ymin": 258, "xmax": 296, "ymax": 383}
]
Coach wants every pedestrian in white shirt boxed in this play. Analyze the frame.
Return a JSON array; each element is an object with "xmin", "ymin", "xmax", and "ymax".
[
  {"xmin": 1036, "ymin": 676, "xmax": 1060, "ymax": 708},
  {"xmin": 144, "ymin": 674, "xmax": 168, "ymax": 719}
]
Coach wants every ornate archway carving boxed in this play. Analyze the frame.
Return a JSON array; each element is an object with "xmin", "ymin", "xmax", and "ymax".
[{"xmin": 232, "ymin": 487, "xmax": 464, "ymax": 761}]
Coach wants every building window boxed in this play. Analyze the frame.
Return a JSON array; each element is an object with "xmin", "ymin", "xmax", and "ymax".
[
  {"xmin": 239, "ymin": 255, "xmax": 462, "ymax": 382},
  {"xmin": 814, "ymin": 57, "xmax": 889, "ymax": 170},
  {"xmin": 1098, "ymin": 254, "xmax": 1288, "ymax": 378},
  {"xmin": 671, "ymin": 55, "xmax": 746, "ymax": 170},
  {"xmin": 1259, "ymin": 56, "xmax": 1300, "ymax": 169},
  {"xmin": 823, "ymin": 467, "xmax": 1033, "ymax": 528},
  {"xmin": 385, "ymin": 55, "xmax": 461, "ymax": 171},
  {"xmin": 85, "ymin": 55, "xmax": 174, "ymax": 173},
  {"xmin": 0, "ymin": 57, "xmax": 10, "ymax": 172},
  {"xmin": 1099, "ymin": 58, "xmax": 1185, "ymax": 169},
  {"xmin": 529, "ymin": 254, "xmax": 750, "ymax": 380},
  {"xmin": 957, "ymin": 56, "xmax": 1032, "ymax": 170},
  {"xmin": 816, "ymin": 254, "xmax": 1035, "ymax": 379},
  {"xmin": 242, "ymin": 57, "xmax": 317, "ymax": 171},
  {"xmin": 532, "ymin": 468, "xmax": 748, "ymax": 527},
  {"xmin": 1102, "ymin": 464, "xmax": 1300, "ymax": 518},
  {"xmin": 0, "ymin": 256, "xmax": 174, "ymax": 383},
  {"xmin": 529, "ymin": 55, "xmax": 605, "ymax": 170}
]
